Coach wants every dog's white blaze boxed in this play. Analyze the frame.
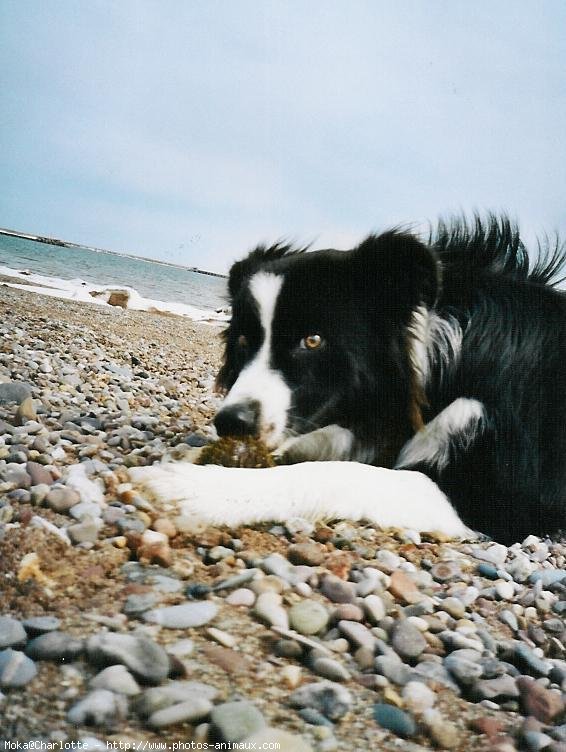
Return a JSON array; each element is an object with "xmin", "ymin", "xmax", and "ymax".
[
  {"xmin": 130, "ymin": 461, "xmax": 473, "ymax": 538},
  {"xmin": 222, "ymin": 272, "xmax": 291, "ymax": 447},
  {"xmin": 396, "ymin": 397, "xmax": 486, "ymax": 471}
]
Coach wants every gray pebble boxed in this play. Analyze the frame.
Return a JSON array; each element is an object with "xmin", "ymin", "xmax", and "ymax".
[
  {"xmin": 0, "ymin": 382, "xmax": 32, "ymax": 405},
  {"xmin": 311, "ymin": 657, "xmax": 351, "ymax": 682},
  {"xmin": 210, "ymin": 700, "xmax": 266, "ymax": 743},
  {"xmin": 69, "ymin": 501, "xmax": 102, "ymax": 521},
  {"xmin": 338, "ymin": 620, "xmax": 376, "ymax": 651},
  {"xmin": 90, "ymin": 665, "xmax": 141, "ymax": 695},
  {"xmin": 0, "ymin": 616, "xmax": 27, "ymax": 649},
  {"xmin": 148, "ymin": 697, "xmax": 214, "ymax": 728},
  {"xmin": 375, "ymin": 654, "xmax": 411, "ymax": 685},
  {"xmin": 391, "ymin": 620, "xmax": 427, "ymax": 661},
  {"xmin": 86, "ymin": 632, "xmax": 170, "ymax": 684},
  {"xmin": 135, "ymin": 681, "xmax": 218, "ymax": 718},
  {"xmin": 289, "ymin": 681, "xmax": 353, "ymax": 721},
  {"xmin": 529, "ymin": 570, "xmax": 566, "ymax": 587},
  {"xmin": 122, "ymin": 593, "xmax": 158, "ymax": 616},
  {"xmin": 513, "ymin": 643, "xmax": 551, "ymax": 677},
  {"xmin": 253, "ymin": 592, "xmax": 289, "ymax": 630},
  {"xmin": 298, "ymin": 708, "xmax": 334, "ymax": 726},
  {"xmin": 22, "ymin": 616, "xmax": 61, "ymax": 636},
  {"xmin": 444, "ymin": 649, "xmax": 483, "ymax": 686},
  {"xmin": 142, "ymin": 601, "xmax": 218, "ymax": 628},
  {"xmin": 25, "ymin": 631, "xmax": 84, "ymax": 661},
  {"xmin": 474, "ymin": 674, "xmax": 519, "ymax": 701},
  {"xmin": 67, "ymin": 517, "xmax": 101, "ymax": 544},
  {"xmin": 0, "ymin": 648, "xmax": 37, "ymax": 687},
  {"xmin": 320, "ymin": 576, "xmax": 356, "ymax": 604},
  {"xmin": 45, "ymin": 486, "xmax": 81, "ymax": 512}
]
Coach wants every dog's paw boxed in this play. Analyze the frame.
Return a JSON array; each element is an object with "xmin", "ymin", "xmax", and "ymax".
[{"xmin": 274, "ymin": 425, "xmax": 357, "ymax": 463}]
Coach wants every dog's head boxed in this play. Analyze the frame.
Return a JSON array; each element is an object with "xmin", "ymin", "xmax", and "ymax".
[{"xmin": 214, "ymin": 231, "xmax": 440, "ymax": 451}]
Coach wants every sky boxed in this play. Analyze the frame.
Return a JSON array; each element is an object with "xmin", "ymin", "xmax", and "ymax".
[{"xmin": 1, "ymin": 1, "xmax": 565, "ymax": 275}]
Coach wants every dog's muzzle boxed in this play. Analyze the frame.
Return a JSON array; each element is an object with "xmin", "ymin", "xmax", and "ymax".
[{"xmin": 214, "ymin": 399, "xmax": 261, "ymax": 438}]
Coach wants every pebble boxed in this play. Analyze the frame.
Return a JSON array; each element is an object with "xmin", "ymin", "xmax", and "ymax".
[
  {"xmin": 225, "ymin": 588, "xmax": 256, "ymax": 607},
  {"xmin": 391, "ymin": 620, "xmax": 427, "ymax": 661},
  {"xmin": 474, "ymin": 675, "xmax": 520, "ymax": 701},
  {"xmin": 402, "ymin": 681, "xmax": 436, "ymax": 712},
  {"xmin": 289, "ymin": 681, "xmax": 353, "ymax": 720},
  {"xmin": 67, "ymin": 689, "xmax": 128, "ymax": 726},
  {"xmin": 210, "ymin": 700, "xmax": 266, "ymax": 743},
  {"xmin": 444, "ymin": 649, "xmax": 483, "ymax": 686},
  {"xmin": 90, "ymin": 665, "xmax": 141, "ymax": 695},
  {"xmin": 288, "ymin": 542, "xmax": 325, "ymax": 566},
  {"xmin": 320, "ymin": 575, "xmax": 356, "ymax": 604},
  {"xmin": 25, "ymin": 631, "xmax": 84, "ymax": 661},
  {"xmin": 0, "ymin": 616, "xmax": 27, "ymax": 649},
  {"xmin": 422, "ymin": 708, "xmax": 460, "ymax": 749},
  {"xmin": 148, "ymin": 697, "xmax": 214, "ymax": 728},
  {"xmin": 253, "ymin": 592, "xmax": 289, "ymax": 629},
  {"xmin": 22, "ymin": 616, "xmax": 61, "ymax": 636},
  {"xmin": 289, "ymin": 601, "xmax": 329, "ymax": 635},
  {"xmin": 86, "ymin": 632, "xmax": 170, "ymax": 684},
  {"xmin": 142, "ymin": 601, "xmax": 219, "ymax": 628},
  {"xmin": 431, "ymin": 561, "xmax": 462, "ymax": 583},
  {"xmin": 45, "ymin": 485, "xmax": 81, "ymax": 512},
  {"xmin": 0, "ymin": 381, "xmax": 32, "ymax": 404},
  {"xmin": 135, "ymin": 681, "xmax": 218, "ymax": 718},
  {"xmin": 373, "ymin": 703, "xmax": 416, "ymax": 738},
  {"xmin": 363, "ymin": 594, "xmax": 386, "ymax": 624},
  {"xmin": 311, "ymin": 657, "xmax": 351, "ymax": 682},
  {"xmin": 516, "ymin": 676, "xmax": 565, "ymax": 722},
  {"xmin": 388, "ymin": 571, "xmax": 424, "ymax": 604},
  {"xmin": 0, "ymin": 648, "xmax": 38, "ymax": 687}
]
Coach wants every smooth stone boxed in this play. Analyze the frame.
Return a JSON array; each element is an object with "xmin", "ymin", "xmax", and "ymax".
[
  {"xmin": 22, "ymin": 616, "xmax": 61, "ymax": 636},
  {"xmin": 513, "ymin": 643, "xmax": 551, "ymax": 677},
  {"xmin": 440, "ymin": 597, "xmax": 466, "ymax": 619},
  {"xmin": 67, "ymin": 517, "xmax": 101, "ymax": 544},
  {"xmin": 472, "ymin": 543, "xmax": 508, "ymax": 568},
  {"xmin": 253, "ymin": 592, "xmax": 289, "ymax": 629},
  {"xmin": 391, "ymin": 620, "xmax": 427, "ymax": 661},
  {"xmin": 289, "ymin": 601, "xmax": 329, "ymax": 636},
  {"xmin": 26, "ymin": 461, "xmax": 53, "ymax": 486},
  {"xmin": 388, "ymin": 571, "xmax": 424, "ymax": 604},
  {"xmin": 516, "ymin": 676, "xmax": 566, "ymax": 723},
  {"xmin": 298, "ymin": 708, "xmax": 334, "ymax": 727},
  {"xmin": 69, "ymin": 501, "xmax": 102, "ymax": 521},
  {"xmin": 210, "ymin": 700, "xmax": 266, "ymax": 743},
  {"xmin": 474, "ymin": 675, "xmax": 519, "ymax": 701},
  {"xmin": 431, "ymin": 561, "xmax": 461, "ymax": 583},
  {"xmin": 261, "ymin": 553, "xmax": 300, "ymax": 584},
  {"xmin": 495, "ymin": 580, "xmax": 515, "ymax": 601},
  {"xmin": 0, "ymin": 382, "xmax": 32, "ymax": 404},
  {"xmin": 338, "ymin": 620, "xmax": 376, "ymax": 651},
  {"xmin": 25, "ymin": 631, "xmax": 84, "ymax": 661},
  {"xmin": 320, "ymin": 575, "xmax": 356, "ymax": 604},
  {"xmin": 135, "ymin": 681, "xmax": 219, "ymax": 718},
  {"xmin": 311, "ymin": 657, "xmax": 351, "ymax": 682},
  {"xmin": 122, "ymin": 593, "xmax": 158, "ymax": 616},
  {"xmin": 0, "ymin": 649, "xmax": 37, "ymax": 687},
  {"xmin": 402, "ymin": 681, "xmax": 436, "ymax": 712},
  {"xmin": 0, "ymin": 616, "xmax": 27, "ymax": 649},
  {"xmin": 375, "ymin": 655, "xmax": 411, "ymax": 686},
  {"xmin": 67, "ymin": 689, "xmax": 128, "ymax": 726},
  {"xmin": 288, "ymin": 542, "xmax": 325, "ymax": 567},
  {"xmin": 148, "ymin": 697, "xmax": 213, "ymax": 728},
  {"xmin": 373, "ymin": 703, "xmax": 416, "ymax": 738},
  {"xmin": 90, "ymin": 665, "xmax": 141, "ymax": 695},
  {"xmin": 529, "ymin": 570, "xmax": 566, "ymax": 587},
  {"xmin": 478, "ymin": 562, "xmax": 499, "ymax": 580},
  {"xmin": 86, "ymin": 632, "xmax": 170, "ymax": 684},
  {"xmin": 165, "ymin": 640, "xmax": 195, "ymax": 658},
  {"xmin": 243, "ymin": 728, "xmax": 313, "ymax": 752},
  {"xmin": 225, "ymin": 588, "xmax": 256, "ymax": 607},
  {"xmin": 363, "ymin": 594, "xmax": 386, "ymax": 624},
  {"xmin": 289, "ymin": 681, "xmax": 353, "ymax": 721},
  {"xmin": 142, "ymin": 601, "xmax": 219, "ymax": 628},
  {"xmin": 422, "ymin": 708, "xmax": 460, "ymax": 749},
  {"xmin": 444, "ymin": 649, "xmax": 483, "ymax": 686},
  {"xmin": 45, "ymin": 486, "xmax": 81, "ymax": 512}
]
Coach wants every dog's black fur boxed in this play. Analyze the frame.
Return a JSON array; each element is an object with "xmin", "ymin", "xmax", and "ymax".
[{"xmin": 216, "ymin": 216, "xmax": 566, "ymax": 543}]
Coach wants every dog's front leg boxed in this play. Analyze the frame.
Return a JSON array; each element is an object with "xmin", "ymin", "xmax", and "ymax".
[
  {"xmin": 274, "ymin": 425, "xmax": 375, "ymax": 464},
  {"xmin": 129, "ymin": 461, "xmax": 472, "ymax": 537}
]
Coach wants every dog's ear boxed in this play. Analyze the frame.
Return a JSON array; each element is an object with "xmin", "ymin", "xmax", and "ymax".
[
  {"xmin": 227, "ymin": 243, "xmax": 304, "ymax": 299},
  {"xmin": 351, "ymin": 231, "xmax": 440, "ymax": 312}
]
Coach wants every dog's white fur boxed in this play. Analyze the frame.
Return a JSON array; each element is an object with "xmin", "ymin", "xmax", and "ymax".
[
  {"xmin": 220, "ymin": 273, "xmax": 290, "ymax": 448},
  {"xmin": 129, "ymin": 461, "xmax": 472, "ymax": 536}
]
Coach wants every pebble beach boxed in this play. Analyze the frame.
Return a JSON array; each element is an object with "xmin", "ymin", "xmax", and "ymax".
[{"xmin": 0, "ymin": 283, "xmax": 565, "ymax": 751}]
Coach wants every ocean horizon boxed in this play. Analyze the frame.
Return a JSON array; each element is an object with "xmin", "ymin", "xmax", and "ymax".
[{"xmin": 0, "ymin": 231, "xmax": 229, "ymax": 320}]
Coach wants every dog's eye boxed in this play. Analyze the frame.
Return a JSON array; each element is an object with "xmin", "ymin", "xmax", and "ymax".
[
  {"xmin": 237, "ymin": 334, "xmax": 248, "ymax": 348},
  {"xmin": 300, "ymin": 334, "xmax": 324, "ymax": 351}
]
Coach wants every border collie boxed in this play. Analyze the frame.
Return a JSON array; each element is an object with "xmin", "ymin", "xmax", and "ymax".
[{"xmin": 131, "ymin": 216, "xmax": 566, "ymax": 544}]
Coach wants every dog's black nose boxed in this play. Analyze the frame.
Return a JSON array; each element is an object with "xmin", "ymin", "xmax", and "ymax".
[{"xmin": 214, "ymin": 401, "xmax": 260, "ymax": 437}]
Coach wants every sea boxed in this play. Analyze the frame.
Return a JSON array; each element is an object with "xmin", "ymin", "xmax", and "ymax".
[{"xmin": 0, "ymin": 233, "xmax": 229, "ymax": 322}]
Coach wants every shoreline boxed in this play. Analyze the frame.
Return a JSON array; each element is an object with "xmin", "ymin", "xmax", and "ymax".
[{"xmin": 0, "ymin": 226, "xmax": 227, "ymax": 279}]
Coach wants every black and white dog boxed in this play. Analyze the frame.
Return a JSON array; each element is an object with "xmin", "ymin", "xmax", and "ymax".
[{"xmin": 132, "ymin": 216, "xmax": 566, "ymax": 544}]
